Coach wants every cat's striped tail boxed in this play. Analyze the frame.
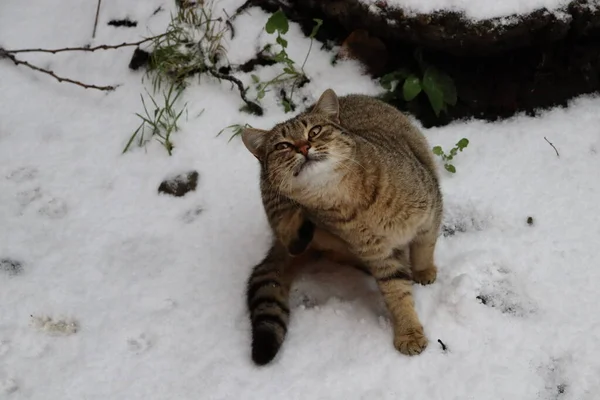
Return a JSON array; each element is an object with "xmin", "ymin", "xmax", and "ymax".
[{"xmin": 246, "ymin": 243, "xmax": 293, "ymax": 366}]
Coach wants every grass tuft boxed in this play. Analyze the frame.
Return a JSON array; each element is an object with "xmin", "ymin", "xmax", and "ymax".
[
  {"xmin": 123, "ymin": 83, "xmax": 188, "ymax": 155},
  {"xmin": 124, "ymin": 0, "xmax": 228, "ymax": 155}
]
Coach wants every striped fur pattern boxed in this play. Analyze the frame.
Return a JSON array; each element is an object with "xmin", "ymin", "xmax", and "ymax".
[
  {"xmin": 242, "ymin": 89, "xmax": 443, "ymax": 365},
  {"xmin": 246, "ymin": 243, "xmax": 292, "ymax": 366}
]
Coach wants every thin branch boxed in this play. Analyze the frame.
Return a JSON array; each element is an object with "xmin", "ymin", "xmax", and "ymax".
[
  {"xmin": 92, "ymin": 0, "xmax": 102, "ymax": 39},
  {"xmin": 4, "ymin": 34, "xmax": 167, "ymax": 55},
  {"xmin": 544, "ymin": 136, "xmax": 560, "ymax": 158},
  {"xmin": 229, "ymin": 0, "xmax": 254, "ymax": 22},
  {"xmin": 206, "ymin": 68, "xmax": 263, "ymax": 115},
  {"xmin": 437, "ymin": 339, "xmax": 448, "ymax": 351},
  {"xmin": 0, "ymin": 48, "xmax": 115, "ymax": 91},
  {"xmin": 222, "ymin": 0, "xmax": 253, "ymax": 39}
]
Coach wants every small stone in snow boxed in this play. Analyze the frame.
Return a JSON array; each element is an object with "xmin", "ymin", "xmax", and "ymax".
[{"xmin": 158, "ymin": 171, "xmax": 199, "ymax": 197}]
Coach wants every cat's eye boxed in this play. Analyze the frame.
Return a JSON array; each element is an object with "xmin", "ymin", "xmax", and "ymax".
[
  {"xmin": 275, "ymin": 142, "xmax": 291, "ymax": 150},
  {"xmin": 308, "ymin": 125, "xmax": 322, "ymax": 138}
]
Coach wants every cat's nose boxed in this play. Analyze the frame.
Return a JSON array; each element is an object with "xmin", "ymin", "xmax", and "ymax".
[{"xmin": 296, "ymin": 142, "xmax": 311, "ymax": 157}]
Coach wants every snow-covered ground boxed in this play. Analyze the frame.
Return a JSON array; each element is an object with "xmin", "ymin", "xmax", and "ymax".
[
  {"xmin": 1, "ymin": 0, "xmax": 600, "ymax": 399},
  {"xmin": 363, "ymin": 0, "xmax": 588, "ymax": 20}
]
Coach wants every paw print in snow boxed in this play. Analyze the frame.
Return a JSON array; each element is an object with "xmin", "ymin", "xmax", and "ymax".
[
  {"xmin": 182, "ymin": 206, "xmax": 203, "ymax": 223},
  {"xmin": 16, "ymin": 187, "xmax": 42, "ymax": 207},
  {"xmin": 38, "ymin": 198, "xmax": 68, "ymax": 219},
  {"xmin": 0, "ymin": 340, "xmax": 10, "ymax": 357},
  {"xmin": 0, "ymin": 372, "xmax": 18, "ymax": 395},
  {"xmin": 475, "ymin": 263, "xmax": 536, "ymax": 317},
  {"xmin": 127, "ymin": 333, "xmax": 152, "ymax": 354},
  {"xmin": 6, "ymin": 167, "xmax": 38, "ymax": 183},
  {"xmin": 441, "ymin": 200, "xmax": 488, "ymax": 237},
  {"xmin": 0, "ymin": 259, "xmax": 23, "ymax": 276}
]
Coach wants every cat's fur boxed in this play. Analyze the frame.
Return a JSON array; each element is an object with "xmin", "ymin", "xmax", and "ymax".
[{"xmin": 242, "ymin": 89, "xmax": 443, "ymax": 366}]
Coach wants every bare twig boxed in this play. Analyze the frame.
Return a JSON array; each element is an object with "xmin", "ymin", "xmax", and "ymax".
[
  {"xmin": 544, "ymin": 136, "xmax": 560, "ymax": 157},
  {"xmin": 92, "ymin": 0, "xmax": 102, "ymax": 39},
  {"xmin": 0, "ymin": 48, "xmax": 115, "ymax": 91},
  {"xmin": 437, "ymin": 339, "xmax": 448, "ymax": 351},
  {"xmin": 206, "ymin": 68, "xmax": 263, "ymax": 115},
  {"xmin": 4, "ymin": 34, "xmax": 167, "ymax": 55},
  {"xmin": 229, "ymin": 0, "xmax": 254, "ymax": 21}
]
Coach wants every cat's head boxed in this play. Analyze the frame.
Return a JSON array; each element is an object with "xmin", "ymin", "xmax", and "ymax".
[{"xmin": 241, "ymin": 89, "xmax": 353, "ymax": 194}]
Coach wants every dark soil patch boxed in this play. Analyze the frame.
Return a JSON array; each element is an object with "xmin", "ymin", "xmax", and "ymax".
[
  {"xmin": 246, "ymin": 0, "xmax": 600, "ymax": 127},
  {"xmin": 1, "ymin": 258, "xmax": 23, "ymax": 276},
  {"xmin": 108, "ymin": 18, "xmax": 138, "ymax": 28},
  {"xmin": 238, "ymin": 53, "xmax": 278, "ymax": 73}
]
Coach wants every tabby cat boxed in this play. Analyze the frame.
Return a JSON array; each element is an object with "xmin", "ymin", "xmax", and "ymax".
[{"xmin": 242, "ymin": 88, "xmax": 443, "ymax": 366}]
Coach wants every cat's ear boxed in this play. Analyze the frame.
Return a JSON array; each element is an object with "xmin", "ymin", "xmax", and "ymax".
[
  {"xmin": 312, "ymin": 88, "xmax": 340, "ymax": 123},
  {"xmin": 241, "ymin": 127, "xmax": 270, "ymax": 159}
]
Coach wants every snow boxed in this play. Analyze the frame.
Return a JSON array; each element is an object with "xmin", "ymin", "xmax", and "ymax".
[
  {"xmin": 1, "ymin": 0, "xmax": 600, "ymax": 399},
  {"xmin": 362, "ymin": 0, "xmax": 594, "ymax": 21}
]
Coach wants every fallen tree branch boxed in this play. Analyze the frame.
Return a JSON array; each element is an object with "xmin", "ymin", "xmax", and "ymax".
[
  {"xmin": 206, "ymin": 67, "xmax": 263, "ymax": 115},
  {"xmin": 0, "ymin": 48, "xmax": 115, "ymax": 91},
  {"xmin": 4, "ymin": 34, "xmax": 167, "ymax": 55}
]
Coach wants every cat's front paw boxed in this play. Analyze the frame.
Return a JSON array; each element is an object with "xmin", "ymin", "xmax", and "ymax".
[
  {"xmin": 412, "ymin": 266, "xmax": 437, "ymax": 285},
  {"xmin": 393, "ymin": 327, "xmax": 428, "ymax": 356},
  {"xmin": 287, "ymin": 219, "xmax": 315, "ymax": 255}
]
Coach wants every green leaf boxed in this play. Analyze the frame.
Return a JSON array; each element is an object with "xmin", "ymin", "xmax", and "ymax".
[
  {"xmin": 265, "ymin": 10, "xmax": 289, "ymax": 34},
  {"xmin": 380, "ymin": 78, "xmax": 392, "ymax": 91},
  {"xmin": 257, "ymin": 89, "xmax": 265, "ymax": 100},
  {"xmin": 426, "ymin": 87, "xmax": 444, "ymax": 116},
  {"xmin": 251, "ymin": 74, "xmax": 260, "ymax": 83},
  {"xmin": 457, "ymin": 138, "xmax": 469, "ymax": 150},
  {"xmin": 432, "ymin": 146, "xmax": 444, "ymax": 156},
  {"xmin": 273, "ymin": 51, "xmax": 288, "ymax": 63},
  {"xmin": 380, "ymin": 69, "xmax": 409, "ymax": 91},
  {"xmin": 282, "ymin": 99, "xmax": 292, "ymax": 113},
  {"xmin": 276, "ymin": 34, "xmax": 288, "ymax": 48},
  {"xmin": 422, "ymin": 68, "xmax": 445, "ymax": 116},
  {"xmin": 402, "ymin": 74, "xmax": 422, "ymax": 101},
  {"xmin": 423, "ymin": 66, "xmax": 457, "ymax": 106},
  {"xmin": 444, "ymin": 164, "xmax": 456, "ymax": 173},
  {"xmin": 438, "ymin": 70, "xmax": 457, "ymax": 106},
  {"xmin": 283, "ymin": 67, "xmax": 295, "ymax": 75},
  {"xmin": 310, "ymin": 19, "xmax": 323, "ymax": 38}
]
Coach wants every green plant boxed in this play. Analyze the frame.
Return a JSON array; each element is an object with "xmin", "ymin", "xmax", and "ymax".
[
  {"xmin": 432, "ymin": 138, "xmax": 469, "ymax": 173},
  {"xmin": 380, "ymin": 50, "xmax": 457, "ymax": 117},
  {"xmin": 145, "ymin": 1, "xmax": 228, "ymax": 91},
  {"xmin": 123, "ymin": 83, "xmax": 188, "ymax": 155},
  {"xmin": 126, "ymin": 1, "xmax": 236, "ymax": 154},
  {"xmin": 217, "ymin": 123, "xmax": 252, "ymax": 142},
  {"xmin": 253, "ymin": 10, "xmax": 322, "ymax": 112}
]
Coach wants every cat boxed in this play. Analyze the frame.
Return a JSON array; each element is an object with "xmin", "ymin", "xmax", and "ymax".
[{"xmin": 242, "ymin": 88, "xmax": 443, "ymax": 366}]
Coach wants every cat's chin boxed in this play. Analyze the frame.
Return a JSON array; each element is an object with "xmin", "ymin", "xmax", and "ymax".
[
  {"xmin": 291, "ymin": 157, "xmax": 338, "ymax": 189},
  {"xmin": 292, "ymin": 159, "xmax": 319, "ymax": 177}
]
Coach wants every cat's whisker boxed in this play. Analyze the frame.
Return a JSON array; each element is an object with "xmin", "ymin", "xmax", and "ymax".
[{"xmin": 330, "ymin": 153, "xmax": 366, "ymax": 173}]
